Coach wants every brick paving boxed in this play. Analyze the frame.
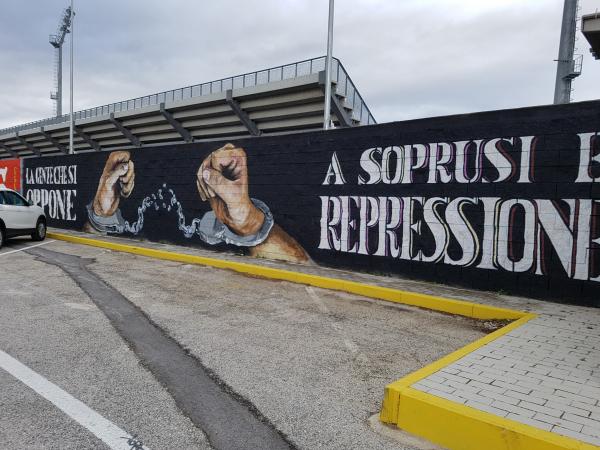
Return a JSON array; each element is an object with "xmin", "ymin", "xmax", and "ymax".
[
  {"xmin": 413, "ymin": 309, "xmax": 600, "ymax": 446},
  {"xmin": 53, "ymin": 230, "xmax": 600, "ymax": 447}
]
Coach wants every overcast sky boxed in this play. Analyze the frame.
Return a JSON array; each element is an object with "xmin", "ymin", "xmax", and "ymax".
[{"xmin": 0, "ymin": 0, "xmax": 598, "ymax": 129}]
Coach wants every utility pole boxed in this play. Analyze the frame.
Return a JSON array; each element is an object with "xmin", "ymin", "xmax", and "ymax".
[
  {"xmin": 69, "ymin": 0, "xmax": 75, "ymax": 154},
  {"xmin": 554, "ymin": 0, "xmax": 581, "ymax": 104},
  {"xmin": 323, "ymin": 0, "xmax": 334, "ymax": 130}
]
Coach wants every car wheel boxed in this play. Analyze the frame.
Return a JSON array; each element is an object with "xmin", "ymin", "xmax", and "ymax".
[
  {"xmin": 0, "ymin": 226, "xmax": 4, "ymax": 249},
  {"xmin": 31, "ymin": 219, "xmax": 47, "ymax": 242}
]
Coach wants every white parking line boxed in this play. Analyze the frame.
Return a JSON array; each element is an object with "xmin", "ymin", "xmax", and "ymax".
[
  {"xmin": 0, "ymin": 349, "xmax": 148, "ymax": 450},
  {"xmin": 0, "ymin": 240, "xmax": 55, "ymax": 257},
  {"xmin": 305, "ymin": 286, "xmax": 369, "ymax": 364}
]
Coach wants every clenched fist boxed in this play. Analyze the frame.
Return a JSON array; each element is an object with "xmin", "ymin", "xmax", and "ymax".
[
  {"xmin": 196, "ymin": 144, "xmax": 264, "ymax": 236},
  {"xmin": 92, "ymin": 151, "xmax": 135, "ymax": 216}
]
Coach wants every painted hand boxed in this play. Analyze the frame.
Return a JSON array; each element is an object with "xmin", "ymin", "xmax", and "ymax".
[
  {"xmin": 92, "ymin": 151, "xmax": 135, "ymax": 217},
  {"xmin": 196, "ymin": 144, "xmax": 265, "ymax": 236}
]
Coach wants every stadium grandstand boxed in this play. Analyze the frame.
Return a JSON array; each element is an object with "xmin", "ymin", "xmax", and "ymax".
[
  {"xmin": 0, "ymin": 56, "xmax": 375, "ymax": 158},
  {"xmin": 582, "ymin": 12, "xmax": 600, "ymax": 60}
]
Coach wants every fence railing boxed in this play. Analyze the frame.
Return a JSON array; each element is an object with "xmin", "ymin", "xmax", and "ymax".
[{"xmin": 0, "ymin": 56, "xmax": 376, "ymax": 136}]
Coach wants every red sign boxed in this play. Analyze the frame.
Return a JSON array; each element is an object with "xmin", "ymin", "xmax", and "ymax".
[{"xmin": 0, "ymin": 159, "xmax": 21, "ymax": 191}]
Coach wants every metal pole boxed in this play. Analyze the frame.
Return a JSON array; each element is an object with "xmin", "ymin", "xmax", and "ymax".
[
  {"xmin": 57, "ymin": 47, "xmax": 62, "ymax": 117},
  {"xmin": 553, "ymin": 0, "xmax": 578, "ymax": 104},
  {"xmin": 69, "ymin": 0, "xmax": 74, "ymax": 154},
  {"xmin": 323, "ymin": 0, "xmax": 334, "ymax": 130}
]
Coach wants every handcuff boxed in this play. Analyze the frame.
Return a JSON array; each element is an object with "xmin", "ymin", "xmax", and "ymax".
[
  {"xmin": 86, "ymin": 203, "xmax": 127, "ymax": 234},
  {"xmin": 86, "ymin": 198, "xmax": 274, "ymax": 247}
]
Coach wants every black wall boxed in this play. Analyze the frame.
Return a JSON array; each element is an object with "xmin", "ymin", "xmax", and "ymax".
[{"xmin": 23, "ymin": 101, "xmax": 600, "ymax": 306}]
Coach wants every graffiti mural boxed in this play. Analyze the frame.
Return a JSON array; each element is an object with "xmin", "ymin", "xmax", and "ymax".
[
  {"xmin": 0, "ymin": 159, "xmax": 21, "ymax": 191},
  {"xmin": 21, "ymin": 101, "xmax": 600, "ymax": 305},
  {"xmin": 81, "ymin": 145, "xmax": 309, "ymax": 263}
]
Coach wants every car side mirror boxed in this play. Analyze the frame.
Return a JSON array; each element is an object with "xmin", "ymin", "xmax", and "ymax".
[{"xmin": 28, "ymin": 200, "xmax": 33, "ymax": 207}]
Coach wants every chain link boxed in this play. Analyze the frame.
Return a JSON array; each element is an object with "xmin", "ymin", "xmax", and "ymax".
[{"xmin": 122, "ymin": 184, "xmax": 203, "ymax": 238}]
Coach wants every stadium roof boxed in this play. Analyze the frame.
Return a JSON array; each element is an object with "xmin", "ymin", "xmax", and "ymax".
[
  {"xmin": 0, "ymin": 56, "xmax": 376, "ymax": 158},
  {"xmin": 582, "ymin": 13, "xmax": 600, "ymax": 60}
]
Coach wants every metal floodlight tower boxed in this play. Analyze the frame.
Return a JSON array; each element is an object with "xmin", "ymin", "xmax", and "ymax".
[
  {"xmin": 49, "ymin": 6, "xmax": 73, "ymax": 117},
  {"xmin": 554, "ymin": 0, "xmax": 582, "ymax": 104}
]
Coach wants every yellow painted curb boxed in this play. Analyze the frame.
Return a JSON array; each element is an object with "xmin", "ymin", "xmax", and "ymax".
[
  {"xmin": 46, "ymin": 231, "xmax": 597, "ymax": 450},
  {"xmin": 47, "ymin": 232, "xmax": 523, "ymax": 320},
  {"xmin": 380, "ymin": 313, "xmax": 536, "ymax": 424},
  {"xmin": 393, "ymin": 387, "xmax": 599, "ymax": 450}
]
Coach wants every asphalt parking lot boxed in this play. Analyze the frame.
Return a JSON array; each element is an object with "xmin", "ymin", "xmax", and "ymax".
[{"xmin": 0, "ymin": 236, "xmax": 487, "ymax": 449}]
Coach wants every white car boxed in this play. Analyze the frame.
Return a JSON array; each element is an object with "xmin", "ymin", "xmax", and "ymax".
[{"xmin": 0, "ymin": 187, "xmax": 46, "ymax": 249}]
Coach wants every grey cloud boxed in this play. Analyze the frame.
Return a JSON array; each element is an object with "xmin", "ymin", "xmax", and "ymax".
[{"xmin": 0, "ymin": 0, "xmax": 598, "ymax": 129}]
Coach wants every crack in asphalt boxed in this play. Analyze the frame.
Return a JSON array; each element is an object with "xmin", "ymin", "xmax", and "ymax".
[{"xmin": 27, "ymin": 246, "xmax": 295, "ymax": 450}]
